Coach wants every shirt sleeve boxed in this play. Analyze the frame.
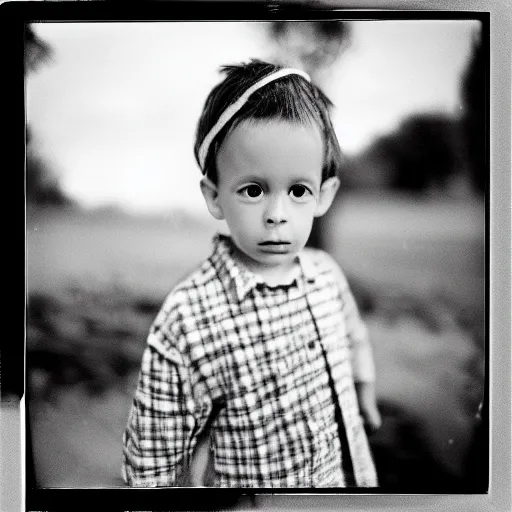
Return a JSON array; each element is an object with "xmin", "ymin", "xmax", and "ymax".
[
  {"xmin": 122, "ymin": 327, "xmax": 211, "ymax": 487},
  {"xmin": 328, "ymin": 257, "xmax": 376, "ymax": 383}
]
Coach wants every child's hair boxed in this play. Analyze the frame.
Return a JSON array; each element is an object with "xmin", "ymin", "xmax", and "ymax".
[{"xmin": 194, "ymin": 59, "xmax": 343, "ymax": 184}]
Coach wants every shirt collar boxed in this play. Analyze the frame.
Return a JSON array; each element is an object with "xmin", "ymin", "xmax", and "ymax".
[{"xmin": 211, "ymin": 233, "xmax": 317, "ymax": 302}]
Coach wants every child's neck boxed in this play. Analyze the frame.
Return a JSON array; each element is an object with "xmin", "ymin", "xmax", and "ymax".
[
  {"xmin": 257, "ymin": 263, "xmax": 301, "ymax": 288},
  {"xmin": 232, "ymin": 248, "xmax": 301, "ymax": 288}
]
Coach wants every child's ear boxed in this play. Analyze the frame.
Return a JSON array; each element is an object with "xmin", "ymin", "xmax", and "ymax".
[
  {"xmin": 314, "ymin": 176, "xmax": 340, "ymax": 217},
  {"xmin": 200, "ymin": 177, "xmax": 225, "ymax": 220}
]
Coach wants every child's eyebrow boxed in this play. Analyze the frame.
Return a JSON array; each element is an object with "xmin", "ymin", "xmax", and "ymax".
[
  {"xmin": 234, "ymin": 175, "xmax": 267, "ymax": 186},
  {"xmin": 287, "ymin": 175, "xmax": 321, "ymax": 190},
  {"xmin": 290, "ymin": 176, "xmax": 317, "ymax": 185}
]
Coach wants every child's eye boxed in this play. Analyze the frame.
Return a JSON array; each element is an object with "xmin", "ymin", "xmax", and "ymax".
[
  {"xmin": 240, "ymin": 184, "xmax": 263, "ymax": 199},
  {"xmin": 289, "ymin": 184, "xmax": 312, "ymax": 200}
]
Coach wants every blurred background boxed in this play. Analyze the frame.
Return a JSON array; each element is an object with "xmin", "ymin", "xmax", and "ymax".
[{"xmin": 21, "ymin": 18, "xmax": 486, "ymax": 497}]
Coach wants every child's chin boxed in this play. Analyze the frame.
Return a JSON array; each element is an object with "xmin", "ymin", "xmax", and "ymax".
[
  {"xmin": 255, "ymin": 251, "xmax": 298, "ymax": 266},
  {"xmin": 235, "ymin": 244, "xmax": 299, "ymax": 271}
]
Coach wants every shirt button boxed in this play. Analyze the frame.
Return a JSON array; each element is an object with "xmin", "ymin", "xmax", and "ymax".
[{"xmin": 307, "ymin": 340, "xmax": 315, "ymax": 350}]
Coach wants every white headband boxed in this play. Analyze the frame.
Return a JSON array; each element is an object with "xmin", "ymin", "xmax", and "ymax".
[{"xmin": 198, "ymin": 68, "xmax": 311, "ymax": 172}]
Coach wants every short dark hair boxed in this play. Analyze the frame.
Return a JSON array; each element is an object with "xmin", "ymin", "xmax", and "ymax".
[{"xmin": 194, "ymin": 59, "xmax": 344, "ymax": 184}]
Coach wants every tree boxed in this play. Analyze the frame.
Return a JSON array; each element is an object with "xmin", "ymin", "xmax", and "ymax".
[
  {"xmin": 269, "ymin": 21, "xmax": 350, "ymax": 79},
  {"xmin": 343, "ymin": 113, "xmax": 467, "ymax": 194},
  {"xmin": 25, "ymin": 25, "xmax": 71, "ymax": 207},
  {"xmin": 25, "ymin": 24, "xmax": 53, "ymax": 73},
  {"xmin": 460, "ymin": 33, "xmax": 486, "ymax": 194}
]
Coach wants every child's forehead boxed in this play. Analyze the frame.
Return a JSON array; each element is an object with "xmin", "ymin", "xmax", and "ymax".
[
  {"xmin": 228, "ymin": 117, "xmax": 324, "ymax": 145},
  {"xmin": 217, "ymin": 118, "xmax": 325, "ymax": 182}
]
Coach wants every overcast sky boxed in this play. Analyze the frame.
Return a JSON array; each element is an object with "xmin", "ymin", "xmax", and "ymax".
[{"xmin": 28, "ymin": 20, "xmax": 480, "ymax": 214}]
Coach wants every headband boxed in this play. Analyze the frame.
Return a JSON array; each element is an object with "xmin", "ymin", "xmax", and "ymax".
[{"xmin": 198, "ymin": 68, "xmax": 311, "ymax": 172}]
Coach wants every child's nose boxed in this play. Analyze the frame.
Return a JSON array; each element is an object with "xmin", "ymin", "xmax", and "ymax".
[{"xmin": 264, "ymin": 195, "xmax": 288, "ymax": 225}]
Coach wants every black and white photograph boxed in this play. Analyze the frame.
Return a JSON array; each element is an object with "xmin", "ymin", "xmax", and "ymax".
[{"xmin": 1, "ymin": 2, "xmax": 510, "ymax": 511}]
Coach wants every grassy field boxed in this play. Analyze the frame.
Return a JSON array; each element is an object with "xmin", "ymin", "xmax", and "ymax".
[{"xmin": 25, "ymin": 193, "xmax": 486, "ymax": 494}]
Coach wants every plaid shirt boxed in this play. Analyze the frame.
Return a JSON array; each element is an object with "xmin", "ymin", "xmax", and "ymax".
[{"xmin": 122, "ymin": 234, "xmax": 377, "ymax": 487}]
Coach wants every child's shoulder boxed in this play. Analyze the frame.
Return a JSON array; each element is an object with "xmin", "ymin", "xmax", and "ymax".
[{"xmin": 301, "ymin": 247, "xmax": 350, "ymax": 286}]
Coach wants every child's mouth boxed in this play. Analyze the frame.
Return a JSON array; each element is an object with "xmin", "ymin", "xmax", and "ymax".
[{"xmin": 258, "ymin": 241, "xmax": 291, "ymax": 253}]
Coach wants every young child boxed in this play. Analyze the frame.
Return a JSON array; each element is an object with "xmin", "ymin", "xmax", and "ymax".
[{"xmin": 122, "ymin": 60, "xmax": 381, "ymax": 488}]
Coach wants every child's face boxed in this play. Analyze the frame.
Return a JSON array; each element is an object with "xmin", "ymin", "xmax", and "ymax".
[{"xmin": 201, "ymin": 119, "xmax": 339, "ymax": 277}]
